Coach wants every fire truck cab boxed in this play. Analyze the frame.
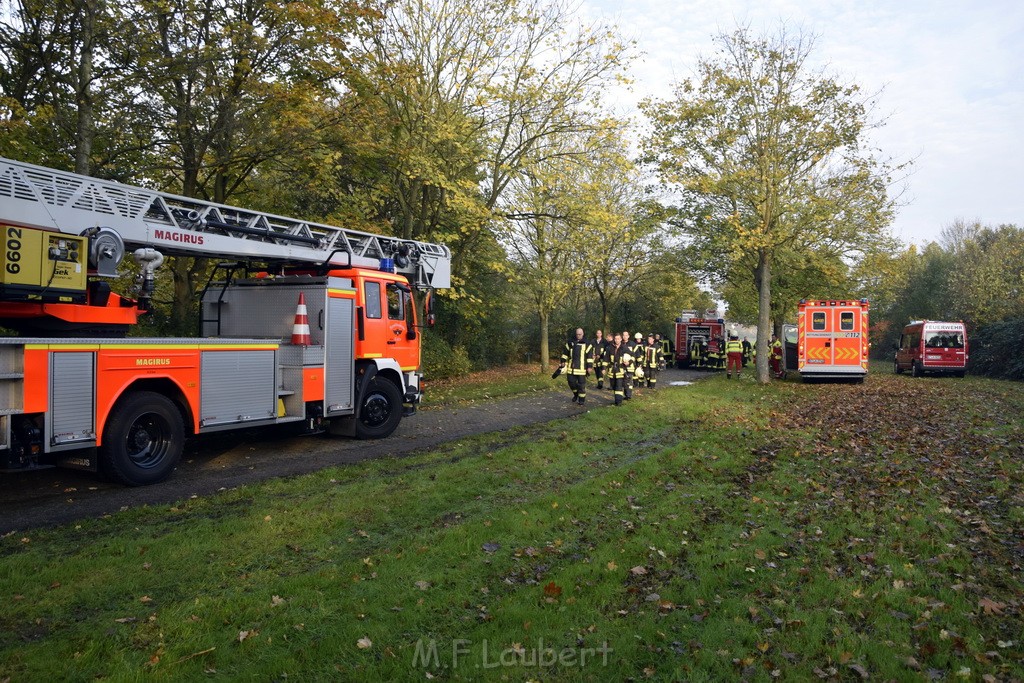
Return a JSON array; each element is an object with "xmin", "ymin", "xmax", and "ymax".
[
  {"xmin": 894, "ymin": 320, "xmax": 967, "ymax": 377},
  {"xmin": 796, "ymin": 299, "xmax": 869, "ymax": 382}
]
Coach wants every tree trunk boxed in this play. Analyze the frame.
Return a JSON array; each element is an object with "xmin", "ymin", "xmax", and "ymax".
[
  {"xmin": 74, "ymin": 0, "xmax": 96, "ymax": 175},
  {"xmin": 755, "ymin": 249, "xmax": 772, "ymax": 384},
  {"xmin": 539, "ymin": 309, "xmax": 550, "ymax": 372},
  {"xmin": 170, "ymin": 258, "xmax": 195, "ymax": 335},
  {"xmin": 595, "ymin": 286, "xmax": 610, "ymax": 334}
]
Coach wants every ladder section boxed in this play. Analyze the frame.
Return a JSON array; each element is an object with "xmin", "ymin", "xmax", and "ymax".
[{"xmin": 0, "ymin": 156, "xmax": 451, "ymax": 289}]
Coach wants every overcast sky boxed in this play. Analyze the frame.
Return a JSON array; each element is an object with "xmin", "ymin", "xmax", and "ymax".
[{"xmin": 580, "ymin": 0, "xmax": 1024, "ymax": 246}]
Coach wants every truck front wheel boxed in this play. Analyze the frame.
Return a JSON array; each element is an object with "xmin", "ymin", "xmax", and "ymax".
[
  {"xmin": 100, "ymin": 391, "xmax": 184, "ymax": 486},
  {"xmin": 355, "ymin": 376, "xmax": 402, "ymax": 439}
]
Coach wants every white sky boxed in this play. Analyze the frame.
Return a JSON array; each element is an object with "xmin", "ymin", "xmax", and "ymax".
[{"xmin": 579, "ymin": 0, "xmax": 1024, "ymax": 246}]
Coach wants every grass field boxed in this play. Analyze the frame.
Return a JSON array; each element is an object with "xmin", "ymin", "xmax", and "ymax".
[{"xmin": 1, "ymin": 368, "xmax": 1021, "ymax": 681}]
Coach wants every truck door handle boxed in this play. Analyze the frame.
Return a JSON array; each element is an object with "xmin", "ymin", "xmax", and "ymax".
[{"xmin": 387, "ymin": 340, "xmax": 397, "ymax": 345}]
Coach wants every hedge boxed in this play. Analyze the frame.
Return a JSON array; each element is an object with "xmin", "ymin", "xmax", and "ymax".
[{"xmin": 969, "ymin": 318, "xmax": 1024, "ymax": 381}]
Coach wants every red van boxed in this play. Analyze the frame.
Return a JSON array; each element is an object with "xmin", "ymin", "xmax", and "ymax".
[{"xmin": 894, "ymin": 320, "xmax": 968, "ymax": 377}]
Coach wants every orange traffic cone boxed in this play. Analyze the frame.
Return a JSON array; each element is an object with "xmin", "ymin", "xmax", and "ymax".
[{"xmin": 291, "ymin": 293, "xmax": 311, "ymax": 346}]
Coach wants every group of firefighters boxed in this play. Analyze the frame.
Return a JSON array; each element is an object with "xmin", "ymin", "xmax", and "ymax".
[
  {"xmin": 559, "ymin": 328, "xmax": 787, "ymax": 405},
  {"xmin": 687, "ymin": 335, "xmax": 753, "ymax": 371},
  {"xmin": 557, "ymin": 328, "xmax": 669, "ymax": 407},
  {"xmin": 688, "ymin": 333, "xmax": 785, "ymax": 379}
]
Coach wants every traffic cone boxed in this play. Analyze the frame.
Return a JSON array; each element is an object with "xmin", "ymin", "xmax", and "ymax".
[{"xmin": 291, "ymin": 293, "xmax": 311, "ymax": 346}]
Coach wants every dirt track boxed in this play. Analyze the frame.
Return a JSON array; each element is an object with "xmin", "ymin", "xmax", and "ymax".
[{"xmin": 0, "ymin": 368, "xmax": 706, "ymax": 534}]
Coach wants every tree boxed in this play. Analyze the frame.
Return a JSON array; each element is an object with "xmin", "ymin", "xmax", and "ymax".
[
  {"xmin": 0, "ymin": 0, "xmax": 112, "ymax": 170},
  {"xmin": 102, "ymin": 0, "xmax": 363, "ymax": 328},
  {"xmin": 946, "ymin": 223, "xmax": 1024, "ymax": 327},
  {"xmin": 643, "ymin": 27, "xmax": 902, "ymax": 382},
  {"xmin": 501, "ymin": 138, "xmax": 590, "ymax": 371}
]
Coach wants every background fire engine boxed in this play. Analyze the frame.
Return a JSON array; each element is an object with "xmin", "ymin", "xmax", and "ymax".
[
  {"xmin": 0, "ymin": 156, "xmax": 451, "ymax": 485},
  {"xmin": 673, "ymin": 311, "xmax": 726, "ymax": 369}
]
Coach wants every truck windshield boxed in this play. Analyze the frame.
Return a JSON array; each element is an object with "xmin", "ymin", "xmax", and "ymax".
[{"xmin": 926, "ymin": 332, "xmax": 964, "ymax": 348}]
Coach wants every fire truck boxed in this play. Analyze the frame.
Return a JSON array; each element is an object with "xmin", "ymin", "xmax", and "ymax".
[
  {"xmin": 673, "ymin": 311, "xmax": 726, "ymax": 369},
  {"xmin": 0, "ymin": 156, "xmax": 451, "ymax": 485},
  {"xmin": 796, "ymin": 299, "xmax": 869, "ymax": 382}
]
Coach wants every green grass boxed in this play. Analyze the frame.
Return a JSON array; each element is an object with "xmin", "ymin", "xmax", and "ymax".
[
  {"xmin": 1, "ymin": 372, "xmax": 1021, "ymax": 681},
  {"xmin": 421, "ymin": 363, "xmax": 559, "ymax": 407}
]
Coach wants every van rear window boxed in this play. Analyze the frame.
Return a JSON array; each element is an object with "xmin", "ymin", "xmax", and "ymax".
[
  {"xmin": 812, "ymin": 312, "xmax": 826, "ymax": 330},
  {"xmin": 926, "ymin": 332, "xmax": 964, "ymax": 348},
  {"xmin": 840, "ymin": 311, "xmax": 854, "ymax": 331}
]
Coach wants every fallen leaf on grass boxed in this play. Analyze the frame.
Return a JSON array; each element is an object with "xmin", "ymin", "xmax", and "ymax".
[
  {"xmin": 415, "ymin": 581, "xmax": 431, "ymax": 591},
  {"xmin": 848, "ymin": 663, "xmax": 870, "ymax": 679},
  {"xmin": 357, "ymin": 637, "xmax": 373, "ymax": 649},
  {"xmin": 630, "ymin": 566, "xmax": 647, "ymax": 576},
  {"xmin": 238, "ymin": 629, "xmax": 258, "ymax": 642},
  {"xmin": 271, "ymin": 595, "xmax": 285, "ymax": 607},
  {"xmin": 979, "ymin": 598, "xmax": 1005, "ymax": 615},
  {"xmin": 481, "ymin": 542, "xmax": 501, "ymax": 554},
  {"xmin": 543, "ymin": 581, "xmax": 562, "ymax": 598}
]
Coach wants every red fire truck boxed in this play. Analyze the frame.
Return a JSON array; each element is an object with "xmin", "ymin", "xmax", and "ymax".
[
  {"xmin": 0, "ymin": 156, "xmax": 451, "ymax": 485},
  {"xmin": 674, "ymin": 312, "xmax": 726, "ymax": 369},
  {"xmin": 796, "ymin": 299, "xmax": 869, "ymax": 382}
]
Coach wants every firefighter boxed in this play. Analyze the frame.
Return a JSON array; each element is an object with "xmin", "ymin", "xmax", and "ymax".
[
  {"xmin": 769, "ymin": 333, "xmax": 783, "ymax": 378},
  {"xmin": 620, "ymin": 330, "xmax": 632, "ymax": 397},
  {"xmin": 592, "ymin": 329, "xmax": 608, "ymax": 390},
  {"xmin": 629, "ymin": 332, "xmax": 645, "ymax": 396},
  {"xmin": 692, "ymin": 335, "xmax": 708, "ymax": 368},
  {"xmin": 604, "ymin": 333, "xmax": 633, "ymax": 406},
  {"xmin": 657, "ymin": 333, "xmax": 672, "ymax": 371},
  {"xmin": 559, "ymin": 327, "xmax": 593, "ymax": 405},
  {"xmin": 643, "ymin": 333, "xmax": 661, "ymax": 388},
  {"xmin": 726, "ymin": 332, "xmax": 743, "ymax": 379},
  {"xmin": 707, "ymin": 336, "xmax": 720, "ymax": 370},
  {"xmin": 741, "ymin": 336, "xmax": 752, "ymax": 367}
]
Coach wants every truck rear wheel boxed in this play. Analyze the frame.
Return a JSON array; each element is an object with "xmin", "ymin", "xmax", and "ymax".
[
  {"xmin": 355, "ymin": 376, "xmax": 402, "ymax": 439},
  {"xmin": 894, "ymin": 360, "xmax": 903, "ymax": 375},
  {"xmin": 100, "ymin": 391, "xmax": 184, "ymax": 486},
  {"xmin": 911, "ymin": 361, "xmax": 922, "ymax": 378}
]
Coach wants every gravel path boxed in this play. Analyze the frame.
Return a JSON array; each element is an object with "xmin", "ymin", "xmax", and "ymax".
[{"xmin": 0, "ymin": 368, "xmax": 708, "ymax": 533}]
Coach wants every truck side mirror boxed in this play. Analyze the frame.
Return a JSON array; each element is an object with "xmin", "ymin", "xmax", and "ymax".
[{"xmin": 425, "ymin": 290, "xmax": 436, "ymax": 328}]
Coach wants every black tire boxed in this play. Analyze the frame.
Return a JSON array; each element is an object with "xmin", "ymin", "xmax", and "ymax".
[
  {"xmin": 100, "ymin": 391, "xmax": 184, "ymax": 486},
  {"xmin": 911, "ymin": 361, "xmax": 922, "ymax": 378},
  {"xmin": 954, "ymin": 371, "xmax": 966, "ymax": 378},
  {"xmin": 894, "ymin": 359, "xmax": 903, "ymax": 375},
  {"xmin": 355, "ymin": 376, "xmax": 403, "ymax": 439}
]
